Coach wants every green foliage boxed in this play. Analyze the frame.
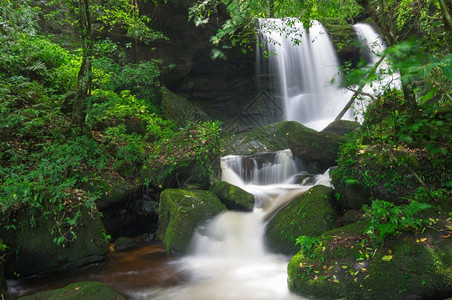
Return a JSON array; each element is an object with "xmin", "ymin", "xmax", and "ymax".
[
  {"xmin": 147, "ymin": 121, "xmax": 222, "ymax": 185},
  {"xmin": 364, "ymin": 200, "xmax": 432, "ymax": 245},
  {"xmin": 295, "ymin": 235, "xmax": 322, "ymax": 257},
  {"xmin": 189, "ymin": 0, "xmax": 362, "ymax": 57}
]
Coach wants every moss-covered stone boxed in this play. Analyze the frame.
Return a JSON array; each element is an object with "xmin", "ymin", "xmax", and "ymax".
[
  {"xmin": 209, "ymin": 181, "xmax": 255, "ymax": 212},
  {"xmin": 265, "ymin": 185, "xmax": 340, "ymax": 255},
  {"xmin": 18, "ymin": 281, "xmax": 124, "ymax": 300},
  {"xmin": 322, "ymin": 120, "xmax": 360, "ymax": 136},
  {"xmin": 157, "ymin": 188, "xmax": 227, "ymax": 256},
  {"xmin": 287, "ymin": 123, "xmax": 345, "ymax": 167},
  {"xmin": 220, "ymin": 123, "xmax": 288, "ymax": 156},
  {"xmin": 0, "ymin": 208, "xmax": 109, "ymax": 277},
  {"xmin": 160, "ymin": 87, "xmax": 210, "ymax": 126},
  {"xmin": 114, "ymin": 236, "xmax": 138, "ymax": 251},
  {"xmin": 332, "ymin": 145, "xmax": 432, "ymax": 207},
  {"xmin": 288, "ymin": 221, "xmax": 452, "ymax": 299}
]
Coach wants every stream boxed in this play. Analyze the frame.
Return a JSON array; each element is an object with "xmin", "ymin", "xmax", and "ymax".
[
  {"xmin": 8, "ymin": 149, "xmax": 325, "ymax": 299},
  {"xmin": 6, "ymin": 20, "xmax": 389, "ymax": 300}
]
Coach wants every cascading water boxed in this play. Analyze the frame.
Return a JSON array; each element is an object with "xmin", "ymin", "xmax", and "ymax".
[
  {"xmin": 353, "ymin": 23, "xmax": 401, "ymax": 98},
  {"xmin": 257, "ymin": 19, "xmax": 355, "ymax": 131},
  {"xmin": 135, "ymin": 149, "xmax": 329, "ymax": 300}
]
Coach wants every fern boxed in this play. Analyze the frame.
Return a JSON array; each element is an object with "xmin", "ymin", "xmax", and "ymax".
[{"xmin": 364, "ymin": 199, "xmax": 432, "ymax": 245}]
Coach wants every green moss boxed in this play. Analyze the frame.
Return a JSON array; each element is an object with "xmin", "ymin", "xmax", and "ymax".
[
  {"xmin": 288, "ymin": 221, "xmax": 452, "ymax": 300},
  {"xmin": 157, "ymin": 188, "xmax": 227, "ymax": 255},
  {"xmin": 1, "ymin": 208, "xmax": 109, "ymax": 277},
  {"xmin": 18, "ymin": 281, "xmax": 124, "ymax": 300},
  {"xmin": 265, "ymin": 185, "xmax": 339, "ymax": 255},
  {"xmin": 209, "ymin": 181, "xmax": 254, "ymax": 211}
]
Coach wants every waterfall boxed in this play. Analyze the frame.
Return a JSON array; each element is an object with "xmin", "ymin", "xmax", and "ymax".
[
  {"xmin": 353, "ymin": 23, "xmax": 401, "ymax": 97},
  {"xmin": 158, "ymin": 149, "xmax": 329, "ymax": 300},
  {"xmin": 257, "ymin": 18, "xmax": 355, "ymax": 131}
]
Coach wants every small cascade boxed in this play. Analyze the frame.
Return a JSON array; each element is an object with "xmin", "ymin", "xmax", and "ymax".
[
  {"xmin": 165, "ymin": 149, "xmax": 331, "ymax": 300},
  {"xmin": 257, "ymin": 18, "xmax": 355, "ymax": 131},
  {"xmin": 221, "ymin": 149, "xmax": 301, "ymax": 186}
]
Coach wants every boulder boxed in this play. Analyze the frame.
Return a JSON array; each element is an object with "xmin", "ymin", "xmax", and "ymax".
[
  {"xmin": 287, "ymin": 123, "xmax": 345, "ymax": 167},
  {"xmin": 331, "ymin": 145, "xmax": 433, "ymax": 207},
  {"xmin": 160, "ymin": 87, "xmax": 210, "ymax": 126},
  {"xmin": 209, "ymin": 181, "xmax": 255, "ymax": 212},
  {"xmin": 114, "ymin": 237, "xmax": 138, "ymax": 251},
  {"xmin": 220, "ymin": 121, "xmax": 315, "ymax": 156},
  {"xmin": 18, "ymin": 281, "xmax": 124, "ymax": 300},
  {"xmin": 265, "ymin": 185, "xmax": 340, "ymax": 255},
  {"xmin": 1, "ymin": 208, "xmax": 109, "ymax": 277},
  {"xmin": 322, "ymin": 120, "xmax": 360, "ymax": 136},
  {"xmin": 288, "ymin": 221, "xmax": 452, "ymax": 300},
  {"xmin": 85, "ymin": 174, "xmax": 158, "ymax": 239},
  {"xmin": 157, "ymin": 189, "xmax": 227, "ymax": 256}
]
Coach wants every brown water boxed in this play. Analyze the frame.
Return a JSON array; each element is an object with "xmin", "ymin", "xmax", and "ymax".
[{"xmin": 7, "ymin": 241, "xmax": 186, "ymax": 299}]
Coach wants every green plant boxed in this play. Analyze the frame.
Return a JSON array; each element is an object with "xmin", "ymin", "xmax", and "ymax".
[
  {"xmin": 295, "ymin": 235, "xmax": 322, "ymax": 258},
  {"xmin": 364, "ymin": 199, "xmax": 432, "ymax": 246},
  {"xmin": 146, "ymin": 121, "xmax": 222, "ymax": 185}
]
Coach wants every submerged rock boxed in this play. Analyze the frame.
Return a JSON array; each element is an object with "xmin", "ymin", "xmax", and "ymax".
[
  {"xmin": 209, "ymin": 181, "xmax": 255, "ymax": 212},
  {"xmin": 288, "ymin": 221, "xmax": 452, "ymax": 299},
  {"xmin": 0, "ymin": 208, "xmax": 109, "ymax": 277},
  {"xmin": 18, "ymin": 281, "xmax": 124, "ymax": 300},
  {"xmin": 265, "ymin": 185, "xmax": 340, "ymax": 255},
  {"xmin": 157, "ymin": 188, "xmax": 227, "ymax": 256}
]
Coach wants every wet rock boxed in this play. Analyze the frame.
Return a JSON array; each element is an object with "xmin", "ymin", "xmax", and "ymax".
[
  {"xmin": 288, "ymin": 221, "xmax": 452, "ymax": 300},
  {"xmin": 287, "ymin": 122, "xmax": 345, "ymax": 167},
  {"xmin": 142, "ymin": 233, "xmax": 156, "ymax": 242},
  {"xmin": 322, "ymin": 120, "xmax": 360, "ymax": 136},
  {"xmin": 0, "ymin": 208, "xmax": 109, "ymax": 277},
  {"xmin": 114, "ymin": 237, "xmax": 138, "ymax": 251},
  {"xmin": 340, "ymin": 209, "xmax": 366, "ymax": 226},
  {"xmin": 265, "ymin": 185, "xmax": 340, "ymax": 255},
  {"xmin": 209, "ymin": 181, "xmax": 255, "ymax": 212},
  {"xmin": 220, "ymin": 121, "xmax": 313, "ymax": 156},
  {"xmin": 331, "ymin": 145, "xmax": 430, "ymax": 207},
  {"xmin": 18, "ymin": 281, "xmax": 124, "ymax": 300},
  {"xmin": 157, "ymin": 189, "xmax": 227, "ymax": 256},
  {"xmin": 160, "ymin": 87, "xmax": 210, "ymax": 126}
]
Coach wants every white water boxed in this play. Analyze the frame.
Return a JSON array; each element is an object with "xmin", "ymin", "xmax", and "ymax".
[
  {"xmin": 257, "ymin": 18, "xmax": 355, "ymax": 131},
  {"xmin": 353, "ymin": 23, "xmax": 401, "ymax": 109},
  {"xmin": 132, "ymin": 150, "xmax": 329, "ymax": 299}
]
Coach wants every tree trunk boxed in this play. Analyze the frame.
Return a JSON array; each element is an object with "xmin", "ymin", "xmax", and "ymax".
[
  {"xmin": 269, "ymin": 0, "xmax": 274, "ymax": 17},
  {"xmin": 72, "ymin": 0, "xmax": 93, "ymax": 130},
  {"xmin": 438, "ymin": 0, "xmax": 452, "ymax": 51}
]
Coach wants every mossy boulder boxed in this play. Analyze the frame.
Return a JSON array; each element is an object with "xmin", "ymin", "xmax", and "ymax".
[
  {"xmin": 322, "ymin": 120, "xmax": 360, "ymax": 136},
  {"xmin": 288, "ymin": 221, "xmax": 452, "ymax": 300},
  {"xmin": 332, "ymin": 145, "xmax": 436, "ymax": 208},
  {"xmin": 209, "ymin": 181, "xmax": 255, "ymax": 212},
  {"xmin": 287, "ymin": 123, "xmax": 345, "ymax": 167},
  {"xmin": 265, "ymin": 185, "xmax": 340, "ymax": 255},
  {"xmin": 160, "ymin": 87, "xmax": 210, "ymax": 126},
  {"xmin": 157, "ymin": 188, "xmax": 227, "ymax": 256},
  {"xmin": 18, "ymin": 281, "xmax": 124, "ymax": 300},
  {"xmin": 0, "ymin": 208, "xmax": 109, "ymax": 277},
  {"xmin": 114, "ymin": 236, "xmax": 138, "ymax": 251},
  {"xmin": 220, "ymin": 121, "xmax": 306, "ymax": 156},
  {"xmin": 84, "ymin": 174, "xmax": 135, "ymax": 211}
]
